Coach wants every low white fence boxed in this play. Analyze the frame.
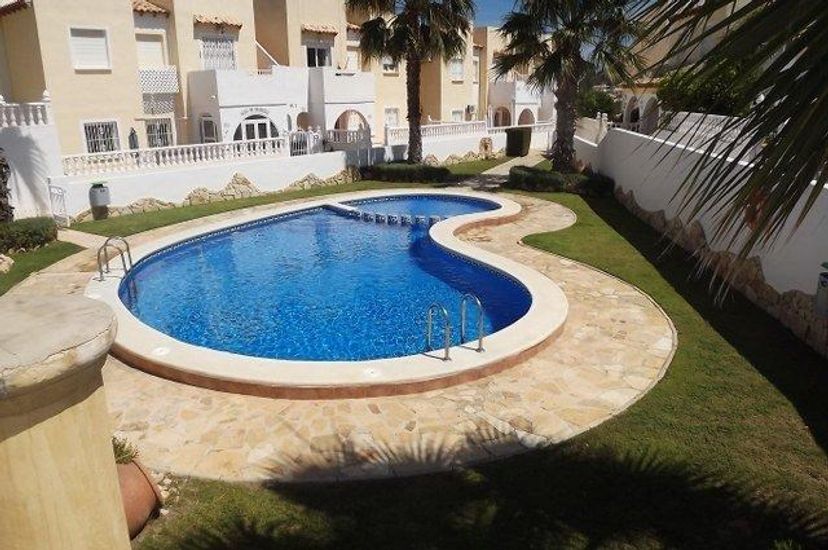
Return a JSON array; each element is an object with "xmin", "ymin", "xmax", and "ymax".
[
  {"xmin": 385, "ymin": 120, "xmax": 488, "ymax": 145},
  {"xmin": 488, "ymin": 122, "xmax": 556, "ymax": 135},
  {"xmin": 0, "ymin": 99, "xmax": 52, "ymax": 128},
  {"xmin": 325, "ymin": 128, "xmax": 370, "ymax": 145}
]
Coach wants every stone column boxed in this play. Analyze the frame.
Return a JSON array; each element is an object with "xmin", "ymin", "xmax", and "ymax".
[{"xmin": 0, "ymin": 296, "xmax": 129, "ymax": 550}]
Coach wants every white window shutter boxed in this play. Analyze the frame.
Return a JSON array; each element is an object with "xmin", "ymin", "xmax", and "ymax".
[
  {"xmin": 136, "ymin": 34, "xmax": 165, "ymax": 68},
  {"xmin": 71, "ymin": 28, "xmax": 110, "ymax": 69}
]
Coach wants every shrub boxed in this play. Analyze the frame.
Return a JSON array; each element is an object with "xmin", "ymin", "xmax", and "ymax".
[
  {"xmin": 657, "ymin": 57, "xmax": 759, "ymax": 117},
  {"xmin": 0, "ymin": 217, "xmax": 57, "ymax": 253},
  {"xmin": 363, "ymin": 162, "xmax": 452, "ymax": 183},
  {"xmin": 505, "ymin": 127, "xmax": 532, "ymax": 157},
  {"xmin": 506, "ymin": 166, "xmax": 615, "ymax": 197},
  {"xmin": 577, "ymin": 88, "xmax": 620, "ymax": 119}
]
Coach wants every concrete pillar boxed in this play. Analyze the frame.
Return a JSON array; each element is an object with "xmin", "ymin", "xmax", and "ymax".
[{"xmin": 0, "ymin": 295, "xmax": 129, "ymax": 550}]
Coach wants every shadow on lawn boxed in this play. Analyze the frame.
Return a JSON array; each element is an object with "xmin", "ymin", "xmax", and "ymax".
[
  {"xmin": 168, "ymin": 436, "xmax": 828, "ymax": 549},
  {"xmin": 582, "ymin": 195, "xmax": 828, "ymax": 455}
]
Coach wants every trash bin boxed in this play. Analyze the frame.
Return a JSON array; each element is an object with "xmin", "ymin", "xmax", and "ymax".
[{"xmin": 505, "ymin": 127, "xmax": 532, "ymax": 157}]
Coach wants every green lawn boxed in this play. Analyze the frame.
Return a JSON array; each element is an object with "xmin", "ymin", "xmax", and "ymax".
[
  {"xmin": 73, "ymin": 158, "xmax": 509, "ymax": 238},
  {"xmin": 137, "ymin": 192, "xmax": 828, "ymax": 549},
  {"xmin": 0, "ymin": 241, "xmax": 83, "ymax": 297}
]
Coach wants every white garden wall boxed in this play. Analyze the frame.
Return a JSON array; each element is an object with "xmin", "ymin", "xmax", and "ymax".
[
  {"xmin": 50, "ymin": 151, "xmax": 348, "ymax": 217},
  {"xmin": 0, "ymin": 122, "xmax": 63, "ymax": 219},
  {"xmin": 597, "ymin": 129, "xmax": 828, "ymax": 296}
]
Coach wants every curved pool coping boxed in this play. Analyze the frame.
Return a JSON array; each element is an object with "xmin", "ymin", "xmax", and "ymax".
[{"xmin": 85, "ymin": 189, "xmax": 569, "ymax": 398}]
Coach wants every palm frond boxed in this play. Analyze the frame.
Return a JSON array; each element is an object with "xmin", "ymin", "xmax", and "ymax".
[{"xmin": 635, "ymin": 0, "xmax": 828, "ymax": 264}]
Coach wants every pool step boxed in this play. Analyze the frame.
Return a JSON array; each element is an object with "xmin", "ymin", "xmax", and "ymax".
[{"xmin": 326, "ymin": 202, "xmax": 445, "ymax": 227}]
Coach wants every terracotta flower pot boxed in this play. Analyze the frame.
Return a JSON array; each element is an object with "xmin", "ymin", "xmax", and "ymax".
[{"xmin": 117, "ymin": 460, "xmax": 163, "ymax": 539}]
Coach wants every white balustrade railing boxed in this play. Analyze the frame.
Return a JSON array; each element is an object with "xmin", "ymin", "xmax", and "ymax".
[
  {"xmin": 62, "ymin": 137, "xmax": 288, "ymax": 177},
  {"xmin": 326, "ymin": 128, "xmax": 369, "ymax": 145},
  {"xmin": 385, "ymin": 120, "xmax": 488, "ymax": 145},
  {"xmin": 488, "ymin": 122, "xmax": 556, "ymax": 135},
  {"xmin": 0, "ymin": 101, "xmax": 52, "ymax": 128},
  {"xmin": 609, "ymin": 121, "xmax": 641, "ymax": 133},
  {"xmin": 289, "ymin": 130, "xmax": 323, "ymax": 156}
]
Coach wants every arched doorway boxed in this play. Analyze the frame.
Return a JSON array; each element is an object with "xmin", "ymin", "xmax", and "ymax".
[
  {"xmin": 334, "ymin": 109, "xmax": 368, "ymax": 132},
  {"xmin": 641, "ymin": 97, "xmax": 660, "ymax": 134},
  {"xmin": 233, "ymin": 115, "xmax": 278, "ymax": 141},
  {"xmin": 625, "ymin": 97, "xmax": 640, "ymax": 125},
  {"xmin": 518, "ymin": 108, "xmax": 535, "ymax": 125},
  {"xmin": 493, "ymin": 107, "xmax": 512, "ymax": 127},
  {"xmin": 296, "ymin": 112, "xmax": 311, "ymax": 131}
]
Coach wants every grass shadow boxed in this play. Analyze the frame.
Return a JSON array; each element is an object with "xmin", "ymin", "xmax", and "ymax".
[{"xmin": 580, "ymin": 195, "xmax": 828, "ymax": 455}]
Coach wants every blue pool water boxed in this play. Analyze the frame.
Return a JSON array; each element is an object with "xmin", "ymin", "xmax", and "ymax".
[{"xmin": 120, "ymin": 195, "xmax": 532, "ymax": 361}]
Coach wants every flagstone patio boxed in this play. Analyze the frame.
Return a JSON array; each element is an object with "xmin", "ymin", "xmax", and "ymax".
[{"xmin": 9, "ymin": 191, "xmax": 675, "ymax": 482}]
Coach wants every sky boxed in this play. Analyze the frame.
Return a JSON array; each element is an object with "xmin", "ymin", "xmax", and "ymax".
[{"xmin": 475, "ymin": 0, "xmax": 515, "ymax": 27}]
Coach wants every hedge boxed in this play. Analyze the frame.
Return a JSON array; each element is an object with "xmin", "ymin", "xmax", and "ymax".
[
  {"xmin": 0, "ymin": 217, "xmax": 58, "ymax": 253},
  {"xmin": 363, "ymin": 163, "xmax": 452, "ymax": 183},
  {"xmin": 506, "ymin": 166, "xmax": 615, "ymax": 197}
]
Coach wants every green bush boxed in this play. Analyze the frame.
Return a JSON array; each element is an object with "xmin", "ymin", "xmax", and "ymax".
[
  {"xmin": 506, "ymin": 166, "xmax": 614, "ymax": 197},
  {"xmin": 577, "ymin": 88, "xmax": 620, "ymax": 119},
  {"xmin": 363, "ymin": 163, "xmax": 452, "ymax": 183},
  {"xmin": 505, "ymin": 127, "xmax": 532, "ymax": 157},
  {"xmin": 657, "ymin": 57, "xmax": 759, "ymax": 117},
  {"xmin": 112, "ymin": 436, "xmax": 139, "ymax": 464},
  {"xmin": 0, "ymin": 217, "xmax": 58, "ymax": 253}
]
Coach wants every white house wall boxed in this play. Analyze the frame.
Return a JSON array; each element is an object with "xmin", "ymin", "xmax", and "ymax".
[
  {"xmin": 1, "ymin": 123, "xmax": 62, "ymax": 218},
  {"xmin": 51, "ymin": 151, "xmax": 348, "ymax": 217}
]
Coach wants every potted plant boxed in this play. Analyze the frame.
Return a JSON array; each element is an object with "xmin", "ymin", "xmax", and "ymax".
[
  {"xmin": 89, "ymin": 182, "xmax": 111, "ymax": 220},
  {"xmin": 112, "ymin": 436, "xmax": 163, "ymax": 539}
]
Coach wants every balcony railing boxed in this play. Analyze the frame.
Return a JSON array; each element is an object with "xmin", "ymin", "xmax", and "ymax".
[
  {"xmin": 385, "ymin": 120, "xmax": 488, "ymax": 145},
  {"xmin": 62, "ymin": 138, "xmax": 288, "ymax": 176},
  {"xmin": 139, "ymin": 66, "xmax": 180, "ymax": 95},
  {"xmin": 326, "ymin": 129, "xmax": 370, "ymax": 145},
  {"xmin": 0, "ymin": 100, "xmax": 52, "ymax": 128},
  {"xmin": 488, "ymin": 122, "xmax": 556, "ymax": 135}
]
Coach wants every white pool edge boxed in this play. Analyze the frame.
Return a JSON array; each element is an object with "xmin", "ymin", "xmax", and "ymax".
[{"xmin": 85, "ymin": 189, "xmax": 569, "ymax": 396}]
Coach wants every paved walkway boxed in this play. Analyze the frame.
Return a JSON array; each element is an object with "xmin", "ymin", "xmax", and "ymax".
[
  {"xmin": 463, "ymin": 151, "xmax": 546, "ymax": 191},
  {"xmin": 10, "ymin": 191, "xmax": 675, "ymax": 482}
]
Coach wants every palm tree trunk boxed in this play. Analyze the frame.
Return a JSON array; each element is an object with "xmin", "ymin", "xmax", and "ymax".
[
  {"xmin": 0, "ymin": 153, "xmax": 13, "ymax": 223},
  {"xmin": 405, "ymin": 56, "xmax": 423, "ymax": 164},
  {"xmin": 551, "ymin": 75, "xmax": 578, "ymax": 172}
]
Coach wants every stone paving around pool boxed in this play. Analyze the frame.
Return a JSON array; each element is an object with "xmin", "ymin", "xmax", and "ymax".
[{"xmin": 8, "ymin": 191, "xmax": 676, "ymax": 482}]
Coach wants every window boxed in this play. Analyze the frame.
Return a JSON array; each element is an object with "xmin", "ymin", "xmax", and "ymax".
[
  {"xmin": 345, "ymin": 48, "xmax": 360, "ymax": 72},
  {"xmin": 83, "ymin": 121, "xmax": 120, "ymax": 153},
  {"xmin": 384, "ymin": 108, "xmax": 400, "ymax": 128},
  {"xmin": 70, "ymin": 28, "xmax": 111, "ymax": 70},
  {"xmin": 136, "ymin": 33, "xmax": 166, "ymax": 68},
  {"xmin": 200, "ymin": 116, "xmax": 218, "ymax": 143},
  {"xmin": 451, "ymin": 110, "xmax": 464, "ymax": 123},
  {"xmin": 306, "ymin": 46, "xmax": 331, "ymax": 68},
  {"xmin": 382, "ymin": 56, "xmax": 398, "ymax": 73},
  {"xmin": 449, "ymin": 56, "xmax": 464, "ymax": 81},
  {"xmin": 145, "ymin": 118, "xmax": 174, "ymax": 148},
  {"xmin": 201, "ymin": 36, "xmax": 236, "ymax": 70},
  {"xmin": 473, "ymin": 56, "xmax": 480, "ymax": 84}
]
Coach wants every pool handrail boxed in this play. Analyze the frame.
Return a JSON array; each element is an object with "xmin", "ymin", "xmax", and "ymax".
[{"xmin": 426, "ymin": 303, "xmax": 452, "ymax": 361}]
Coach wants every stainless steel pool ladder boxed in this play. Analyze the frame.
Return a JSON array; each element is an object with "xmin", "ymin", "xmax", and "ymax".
[
  {"xmin": 97, "ymin": 236, "xmax": 133, "ymax": 281},
  {"xmin": 426, "ymin": 303, "xmax": 452, "ymax": 361},
  {"xmin": 460, "ymin": 293, "xmax": 485, "ymax": 352}
]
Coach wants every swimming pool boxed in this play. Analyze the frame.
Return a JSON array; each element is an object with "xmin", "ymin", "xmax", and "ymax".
[
  {"xmin": 119, "ymin": 195, "xmax": 532, "ymax": 361},
  {"xmin": 89, "ymin": 190, "xmax": 567, "ymax": 397}
]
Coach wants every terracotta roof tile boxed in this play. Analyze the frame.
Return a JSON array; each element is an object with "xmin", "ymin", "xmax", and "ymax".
[
  {"xmin": 346, "ymin": 23, "xmax": 362, "ymax": 32},
  {"xmin": 132, "ymin": 0, "xmax": 168, "ymax": 15},
  {"xmin": 0, "ymin": 0, "xmax": 27, "ymax": 18},
  {"xmin": 302, "ymin": 23, "xmax": 339, "ymax": 35},
  {"xmin": 194, "ymin": 14, "xmax": 244, "ymax": 28}
]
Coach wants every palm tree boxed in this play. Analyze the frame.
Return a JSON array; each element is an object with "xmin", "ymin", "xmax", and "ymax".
[
  {"xmin": 0, "ymin": 149, "xmax": 12, "ymax": 223},
  {"xmin": 634, "ymin": 0, "xmax": 828, "ymax": 261},
  {"xmin": 495, "ymin": 0, "xmax": 642, "ymax": 172},
  {"xmin": 345, "ymin": 0, "xmax": 475, "ymax": 163}
]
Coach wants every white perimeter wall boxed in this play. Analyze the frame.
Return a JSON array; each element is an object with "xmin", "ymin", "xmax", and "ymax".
[
  {"xmin": 592, "ymin": 129, "xmax": 828, "ymax": 295},
  {"xmin": 51, "ymin": 152, "xmax": 348, "ymax": 217},
  {"xmin": 0, "ymin": 124, "xmax": 63, "ymax": 219}
]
